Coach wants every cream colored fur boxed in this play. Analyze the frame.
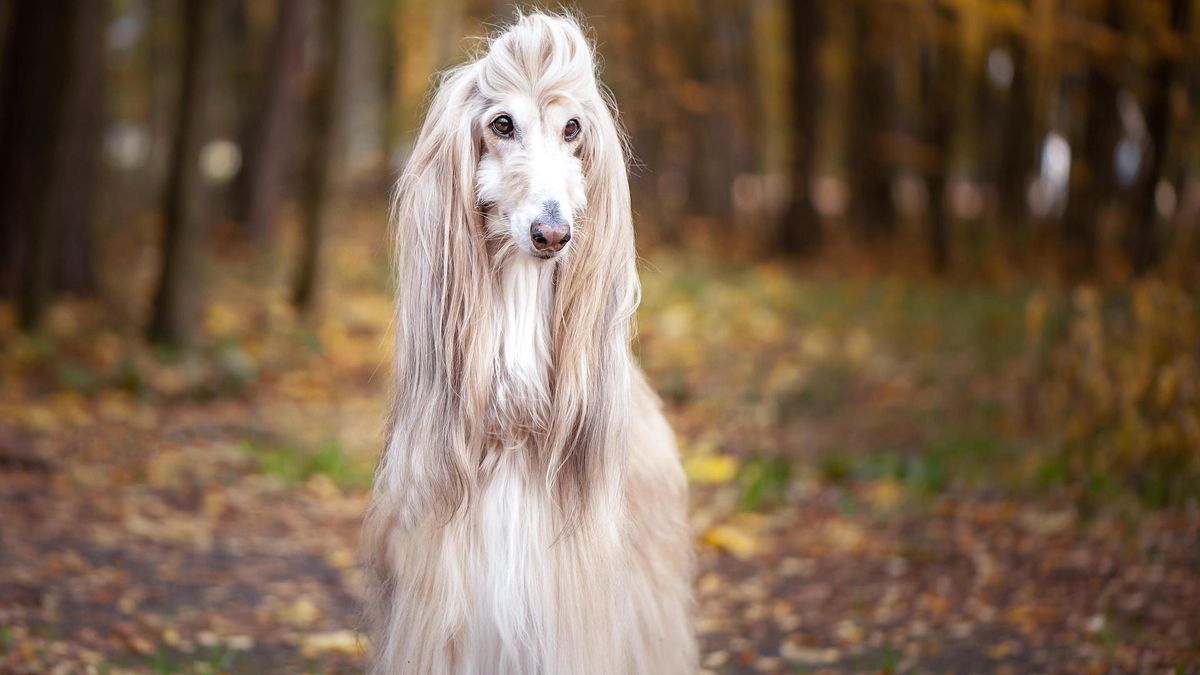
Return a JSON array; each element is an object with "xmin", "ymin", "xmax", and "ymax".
[{"xmin": 363, "ymin": 12, "xmax": 696, "ymax": 675}]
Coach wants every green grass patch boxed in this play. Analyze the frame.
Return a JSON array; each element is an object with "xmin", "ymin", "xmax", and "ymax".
[
  {"xmin": 819, "ymin": 431, "xmax": 1016, "ymax": 500},
  {"xmin": 240, "ymin": 439, "xmax": 372, "ymax": 490},
  {"xmin": 736, "ymin": 456, "xmax": 792, "ymax": 511}
]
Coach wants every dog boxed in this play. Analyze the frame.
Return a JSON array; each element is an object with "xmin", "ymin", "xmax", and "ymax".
[{"xmin": 362, "ymin": 12, "xmax": 696, "ymax": 675}]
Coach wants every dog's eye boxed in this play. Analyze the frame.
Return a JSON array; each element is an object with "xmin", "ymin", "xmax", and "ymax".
[
  {"xmin": 490, "ymin": 115, "xmax": 514, "ymax": 138},
  {"xmin": 564, "ymin": 119, "xmax": 581, "ymax": 142}
]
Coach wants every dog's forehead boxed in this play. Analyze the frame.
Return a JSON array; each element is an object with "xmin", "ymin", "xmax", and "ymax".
[{"xmin": 485, "ymin": 94, "xmax": 577, "ymax": 131}]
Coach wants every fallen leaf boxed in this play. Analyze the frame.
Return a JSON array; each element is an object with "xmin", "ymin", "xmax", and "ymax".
[
  {"xmin": 685, "ymin": 454, "xmax": 738, "ymax": 484},
  {"xmin": 701, "ymin": 524, "xmax": 757, "ymax": 559},
  {"xmin": 299, "ymin": 630, "xmax": 367, "ymax": 658},
  {"xmin": 780, "ymin": 640, "xmax": 839, "ymax": 665}
]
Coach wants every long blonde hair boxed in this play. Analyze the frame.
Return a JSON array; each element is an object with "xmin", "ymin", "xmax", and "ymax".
[{"xmin": 366, "ymin": 11, "xmax": 640, "ymax": 545}]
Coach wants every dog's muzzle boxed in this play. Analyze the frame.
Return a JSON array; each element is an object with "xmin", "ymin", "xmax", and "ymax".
[{"xmin": 530, "ymin": 200, "xmax": 571, "ymax": 254}]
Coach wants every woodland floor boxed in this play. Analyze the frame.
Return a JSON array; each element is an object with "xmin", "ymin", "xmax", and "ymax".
[{"xmin": 1, "ymin": 223, "xmax": 1198, "ymax": 674}]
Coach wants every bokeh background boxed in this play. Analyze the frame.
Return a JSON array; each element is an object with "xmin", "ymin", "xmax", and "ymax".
[{"xmin": 1, "ymin": 0, "xmax": 1199, "ymax": 673}]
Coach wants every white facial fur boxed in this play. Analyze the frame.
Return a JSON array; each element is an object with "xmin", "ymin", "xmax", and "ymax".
[{"xmin": 475, "ymin": 97, "xmax": 587, "ymax": 259}]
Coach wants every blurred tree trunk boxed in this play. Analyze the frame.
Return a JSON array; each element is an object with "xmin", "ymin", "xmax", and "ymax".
[
  {"xmin": 780, "ymin": 0, "xmax": 823, "ymax": 254},
  {"xmin": 0, "ymin": 1, "xmax": 82, "ymax": 328},
  {"xmin": 147, "ymin": 0, "xmax": 181, "ymax": 200},
  {"xmin": 920, "ymin": 9, "xmax": 955, "ymax": 274},
  {"xmin": 148, "ymin": 0, "xmax": 221, "ymax": 346},
  {"xmin": 701, "ymin": 0, "xmax": 750, "ymax": 234},
  {"xmin": 947, "ymin": 3, "xmax": 987, "ymax": 261},
  {"xmin": 0, "ymin": 4, "xmax": 10, "ymax": 64},
  {"xmin": 679, "ymin": 6, "xmax": 712, "ymax": 232},
  {"xmin": 234, "ymin": 0, "xmax": 308, "ymax": 245},
  {"xmin": 375, "ymin": 0, "xmax": 400, "ymax": 165},
  {"xmin": 1182, "ymin": 0, "xmax": 1200, "ymax": 277},
  {"xmin": 849, "ymin": 3, "xmax": 894, "ymax": 241},
  {"xmin": 54, "ymin": 0, "xmax": 107, "ymax": 295},
  {"xmin": 293, "ymin": 0, "xmax": 348, "ymax": 313},
  {"xmin": 642, "ymin": 1, "xmax": 685, "ymax": 243},
  {"xmin": 384, "ymin": 0, "xmax": 407, "ymax": 165},
  {"xmin": 1062, "ymin": 1, "xmax": 1121, "ymax": 278},
  {"xmin": 997, "ymin": 33, "xmax": 1034, "ymax": 252},
  {"xmin": 610, "ymin": 0, "xmax": 671, "ymax": 242},
  {"xmin": 0, "ymin": 3, "xmax": 10, "ymax": 148},
  {"xmin": 1129, "ymin": 0, "xmax": 1191, "ymax": 276}
]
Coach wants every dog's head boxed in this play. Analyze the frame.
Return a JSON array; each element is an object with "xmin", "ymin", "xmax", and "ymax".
[
  {"xmin": 474, "ymin": 16, "xmax": 596, "ymax": 259},
  {"xmin": 401, "ymin": 13, "xmax": 624, "ymax": 263},
  {"xmin": 473, "ymin": 14, "xmax": 609, "ymax": 260},
  {"xmin": 390, "ymin": 13, "xmax": 640, "ymax": 524}
]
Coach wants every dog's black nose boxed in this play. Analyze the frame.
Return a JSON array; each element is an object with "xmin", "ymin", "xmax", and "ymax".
[
  {"xmin": 530, "ymin": 202, "xmax": 571, "ymax": 252},
  {"xmin": 530, "ymin": 222, "xmax": 571, "ymax": 251}
]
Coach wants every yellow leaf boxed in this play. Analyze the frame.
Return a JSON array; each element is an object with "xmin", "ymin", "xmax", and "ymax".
[
  {"xmin": 278, "ymin": 597, "xmax": 321, "ymax": 628},
  {"xmin": 701, "ymin": 524, "xmax": 757, "ymax": 559},
  {"xmin": 825, "ymin": 518, "xmax": 866, "ymax": 553},
  {"xmin": 863, "ymin": 478, "xmax": 902, "ymax": 510},
  {"xmin": 299, "ymin": 630, "xmax": 367, "ymax": 658},
  {"xmin": 204, "ymin": 303, "xmax": 240, "ymax": 336},
  {"xmin": 844, "ymin": 328, "xmax": 873, "ymax": 364},
  {"xmin": 780, "ymin": 641, "xmax": 839, "ymax": 665},
  {"xmin": 325, "ymin": 546, "xmax": 356, "ymax": 569},
  {"xmin": 684, "ymin": 454, "xmax": 738, "ymax": 484}
]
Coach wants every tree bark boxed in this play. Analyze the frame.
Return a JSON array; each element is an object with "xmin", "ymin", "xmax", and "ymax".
[
  {"xmin": 780, "ymin": 0, "xmax": 824, "ymax": 254},
  {"xmin": 1129, "ymin": 0, "xmax": 1191, "ymax": 276},
  {"xmin": 293, "ymin": 0, "xmax": 348, "ymax": 313},
  {"xmin": 700, "ymin": 0, "xmax": 744, "ymax": 233},
  {"xmin": 1062, "ymin": 0, "xmax": 1121, "ymax": 279},
  {"xmin": 997, "ymin": 35, "xmax": 1034, "ymax": 246},
  {"xmin": 148, "ymin": 0, "xmax": 222, "ymax": 346},
  {"xmin": 920, "ymin": 10, "xmax": 955, "ymax": 274},
  {"xmin": 234, "ymin": 0, "xmax": 308, "ymax": 245},
  {"xmin": 0, "ymin": 2, "xmax": 82, "ymax": 328},
  {"xmin": 849, "ymin": 3, "xmax": 894, "ymax": 241},
  {"xmin": 54, "ymin": 0, "xmax": 107, "ymax": 295}
]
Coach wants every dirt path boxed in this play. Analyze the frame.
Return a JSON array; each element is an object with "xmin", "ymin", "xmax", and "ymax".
[
  {"xmin": 2, "ymin": 255, "xmax": 1198, "ymax": 673},
  {"xmin": 3, "ymin": 411, "xmax": 1197, "ymax": 673}
]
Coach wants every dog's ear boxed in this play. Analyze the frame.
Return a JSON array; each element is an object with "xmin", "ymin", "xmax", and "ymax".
[
  {"xmin": 384, "ymin": 64, "xmax": 490, "ymax": 524},
  {"xmin": 545, "ymin": 83, "xmax": 641, "ymax": 531},
  {"xmin": 399, "ymin": 65, "xmax": 482, "ymax": 247}
]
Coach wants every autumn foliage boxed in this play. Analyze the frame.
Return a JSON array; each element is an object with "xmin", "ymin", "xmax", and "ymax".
[{"xmin": 1, "ymin": 0, "xmax": 1199, "ymax": 672}]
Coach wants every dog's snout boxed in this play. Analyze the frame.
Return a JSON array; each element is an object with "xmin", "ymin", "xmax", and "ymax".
[
  {"xmin": 530, "ymin": 201, "xmax": 571, "ymax": 253},
  {"xmin": 530, "ymin": 221, "xmax": 570, "ymax": 252}
]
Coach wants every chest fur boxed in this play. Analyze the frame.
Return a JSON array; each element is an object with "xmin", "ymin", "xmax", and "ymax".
[
  {"xmin": 453, "ymin": 454, "xmax": 625, "ymax": 674},
  {"xmin": 488, "ymin": 257, "xmax": 554, "ymax": 438}
]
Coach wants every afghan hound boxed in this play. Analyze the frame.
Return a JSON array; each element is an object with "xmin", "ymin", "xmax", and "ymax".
[{"xmin": 362, "ymin": 12, "xmax": 696, "ymax": 675}]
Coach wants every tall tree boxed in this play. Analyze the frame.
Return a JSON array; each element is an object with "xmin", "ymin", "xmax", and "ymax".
[
  {"xmin": 1062, "ymin": 0, "xmax": 1122, "ymax": 278},
  {"xmin": 781, "ymin": 0, "xmax": 824, "ymax": 254},
  {"xmin": 1129, "ymin": 0, "xmax": 1192, "ymax": 275},
  {"xmin": 54, "ymin": 0, "xmax": 108, "ymax": 295},
  {"xmin": 1181, "ymin": 0, "xmax": 1200, "ymax": 277},
  {"xmin": 293, "ymin": 0, "xmax": 349, "ymax": 312},
  {"xmin": 996, "ymin": 26, "xmax": 1036, "ymax": 253},
  {"xmin": 234, "ymin": 1, "xmax": 308, "ymax": 245},
  {"xmin": 849, "ymin": 2, "xmax": 894, "ymax": 241},
  {"xmin": 919, "ymin": 6, "xmax": 956, "ymax": 274},
  {"xmin": 0, "ymin": 2, "xmax": 83, "ymax": 328},
  {"xmin": 700, "ymin": 0, "xmax": 751, "ymax": 234},
  {"xmin": 148, "ymin": 0, "xmax": 222, "ymax": 346},
  {"xmin": 946, "ymin": 1, "xmax": 988, "ymax": 248}
]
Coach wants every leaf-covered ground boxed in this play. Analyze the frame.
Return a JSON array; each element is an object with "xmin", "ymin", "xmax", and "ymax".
[{"xmin": 1, "ymin": 224, "xmax": 1198, "ymax": 673}]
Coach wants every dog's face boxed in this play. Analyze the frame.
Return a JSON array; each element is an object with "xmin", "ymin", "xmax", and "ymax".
[{"xmin": 476, "ymin": 95, "xmax": 587, "ymax": 260}]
